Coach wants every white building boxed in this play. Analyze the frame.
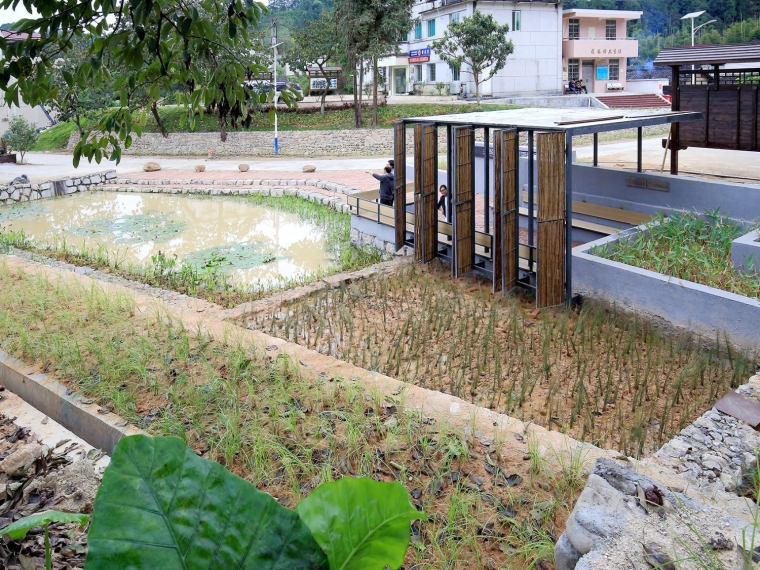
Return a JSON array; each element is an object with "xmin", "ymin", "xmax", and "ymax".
[
  {"xmin": 0, "ymin": 31, "xmax": 55, "ymax": 136},
  {"xmin": 377, "ymin": 0, "xmax": 564, "ymax": 98}
]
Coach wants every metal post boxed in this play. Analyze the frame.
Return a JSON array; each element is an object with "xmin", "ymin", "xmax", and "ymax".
[
  {"xmin": 484, "ymin": 127, "xmax": 490, "ymax": 234},
  {"xmin": 670, "ymin": 65, "xmax": 680, "ymax": 175},
  {"xmin": 527, "ymin": 130, "xmax": 534, "ymax": 256},
  {"xmin": 565, "ymin": 132, "xmax": 573, "ymax": 303},
  {"xmin": 637, "ymin": 126, "xmax": 643, "ymax": 172},
  {"xmin": 446, "ymin": 124, "xmax": 453, "ymax": 223},
  {"xmin": 593, "ymin": 133, "xmax": 598, "ymax": 166}
]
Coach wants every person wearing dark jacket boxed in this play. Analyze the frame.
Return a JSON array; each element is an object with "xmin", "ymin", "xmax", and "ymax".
[
  {"xmin": 437, "ymin": 185, "xmax": 448, "ymax": 217},
  {"xmin": 368, "ymin": 165, "xmax": 395, "ymax": 206}
]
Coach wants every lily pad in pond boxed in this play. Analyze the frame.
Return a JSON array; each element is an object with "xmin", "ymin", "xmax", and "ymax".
[
  {"xmin": 69, "ymin": 211, "xmax": 186, "ymax": 244},
  {"xmin": 182, "ymin": 243, "xmax": 283, "ymax": 273}
]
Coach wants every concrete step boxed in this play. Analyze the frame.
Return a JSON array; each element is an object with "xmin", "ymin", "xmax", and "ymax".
[{"xmin": 596, "ymin": 94, "xmax": 670, "ymax": 109}]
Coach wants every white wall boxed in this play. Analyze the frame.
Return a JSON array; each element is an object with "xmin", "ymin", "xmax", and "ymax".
[
  {"xmin": 392, "ymin": 1, "xmax": 563, "ymax": 98},
  {"xmin": 0, "ymin": 99, "xmax": 53, "ymax": 136}
]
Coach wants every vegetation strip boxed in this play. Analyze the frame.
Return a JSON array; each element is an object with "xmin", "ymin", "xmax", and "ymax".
[
  {"xmin": 594, "ymin": 211, "xmax": 760, "ymax": 300},
  {"xmin": 0, "ymin": 257, "xmax": 607, "ymax": 569},
  {"xmin": 247, "ymin": 260, "xmax": 757, "ymax": 456}
]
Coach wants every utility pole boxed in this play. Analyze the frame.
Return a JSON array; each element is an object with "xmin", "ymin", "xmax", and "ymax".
[{"xmin": 271, "ymin": 20, "xmax": 280, "ymax": 155}]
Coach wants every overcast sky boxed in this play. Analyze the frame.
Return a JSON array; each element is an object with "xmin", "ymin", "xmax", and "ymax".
[
  {"xmin": 0, "ymin": 6, "xmax": 37, "ymax": 26},
  {"xmin": 0, "ymin": 1, "xmax": 273, "ymax": 27}
]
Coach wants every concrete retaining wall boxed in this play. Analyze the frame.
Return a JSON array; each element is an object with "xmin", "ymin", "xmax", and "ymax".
[
  {"xmin": 0, "ymin": 169, "xmax": 117, "ymax": 206},
  {"xmin": 573, "ymin": 226, "xmax": 760, "ymax": 350},
  {"xmin": 571, "ymin": 164, "xmax": 760, "ymax": 225},
  {"xmin": 732, "ymin": 229, "xmax": 760, "ymax": 274}
]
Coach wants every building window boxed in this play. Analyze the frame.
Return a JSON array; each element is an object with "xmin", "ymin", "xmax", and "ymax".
[
  {"xmin": 414, "ymin": 21, "xmax": 422, "ymax": 40},
  {"xmin": 451, "ymin": 64, "xmax": 460, "ymax": 82},
  {"xmin": 450, "ymin": 12, "xmax": 460, "ymax": 24},
  {"xmin": 568, "ymin": 59, "xmax": 579, "ymax": 81},
  {"xmin": 568, "ymin": 18, "xmax": 579, "ymax": 40},
  {"xmin": 512, "ymin": 11, "xmax": 521, "ymax": 31},
  {"xmin": 428, "ymin": 63, "xmax": 436, "ymax": 82},
  {"xmin": 606, "ymin": 20, "xmax": 616, "ymax": 40},
  {"xmin": 427, "ymin": 19, "xmax": 436, "ymax": 37},
  {"xmin": 414, "ymin": 64, "xmax": 423, "ymax": 82},
  {"xmin": 609, "ymin": 58, "xmax": 620, "ymax": 81}
]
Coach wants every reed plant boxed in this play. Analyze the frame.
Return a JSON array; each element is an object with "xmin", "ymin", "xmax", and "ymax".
[
  {"xmin": 251, "ymin": 261, "xmax": 757, "ymax": 456},
  {"xmin": 594, "ymin": 210, "xmax": 760, "ymax": 299}
]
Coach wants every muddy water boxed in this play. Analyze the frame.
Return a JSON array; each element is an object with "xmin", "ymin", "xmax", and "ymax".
[{"xmin": 2, "ymin": 192, "xmax": 336, "ymax": 287}]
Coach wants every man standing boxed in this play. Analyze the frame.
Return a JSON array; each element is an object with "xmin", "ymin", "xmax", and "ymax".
[{"xmin": 367, "ymin": 165, "xmax": 395, "ymax": 206}]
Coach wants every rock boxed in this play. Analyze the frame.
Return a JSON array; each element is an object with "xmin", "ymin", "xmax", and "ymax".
[
  {"xmin": 238, "ymin": 163, "xmax": 250, "ymax": 172},
  {"xmin": 1, "ymin": 443, "xmax": 45, "ymax": 476},
  {"xmin": 302, "ymin": 164, "xmax": 317, "ymax": 173},
  {"xmin": 25, "ymin": 460, "xmax": 100, "ymax": 513},
  {"xmin": 143, "ymin": 161, "xmax": 161, "ymax": 172},
  {"xmin": 194, "ymin": 165, "xmax": 206, "ymax": 172},
  {"xmin": 555, "ymin": 533, "xmax": 583, "ymax": 570}
]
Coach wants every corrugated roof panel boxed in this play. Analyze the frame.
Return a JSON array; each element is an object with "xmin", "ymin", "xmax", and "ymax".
[{"xmin": 653, "ymin": 43, "xmax": 760, "ymax": 66}]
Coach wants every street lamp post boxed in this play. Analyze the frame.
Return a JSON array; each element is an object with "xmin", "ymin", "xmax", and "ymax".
[
  {"xmin": 680, "ymin": 11, "xmax": 717, "ymax": 84},
  {"xmin": 271, "ymin": 20, "xmax": 279, "ymax": 155}
]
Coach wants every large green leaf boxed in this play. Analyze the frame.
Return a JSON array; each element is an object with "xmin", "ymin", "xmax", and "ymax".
[
  {"xmin": 295, "ymin": 478, "xmax": 425, "ymax": 570},
  {"xmin": 0, "ymin": 511, "xmax": 90, "ymax": 540},
  {"xmin": 85, "ymin": 435, "xmax": 328, "ymax": 570}
]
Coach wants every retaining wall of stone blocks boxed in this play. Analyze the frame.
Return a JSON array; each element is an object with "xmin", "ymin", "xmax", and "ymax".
[{"xmin": 0, "ymin": 169, "xmax": 117, "ymax": 206}]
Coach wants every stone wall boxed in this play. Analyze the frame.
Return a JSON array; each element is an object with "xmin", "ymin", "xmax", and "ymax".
[
  {"xmin": 0, "ymin": 170, "xmax": 117, "ymax": 206},
  {"xmin": 66, "ymin": 128, "xmax": 456, "ymax": 157}
]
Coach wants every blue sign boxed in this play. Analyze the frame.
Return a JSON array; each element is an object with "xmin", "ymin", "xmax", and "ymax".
[
  {"xmin": 409, "ymin": 48, "xmax": 431, "ymax": 58},
  {"xmin": 596, "ymin": 66, "xmax": 609, "ymax": 80}
]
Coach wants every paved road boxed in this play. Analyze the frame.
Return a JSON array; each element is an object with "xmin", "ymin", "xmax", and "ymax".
[
  {"xmin": 1, "ymin": 154, "xmax": 393, "ymax": 182},
  {"xmin": 5, "ymin": 137, "xmax": 760, "ymax": 186}
]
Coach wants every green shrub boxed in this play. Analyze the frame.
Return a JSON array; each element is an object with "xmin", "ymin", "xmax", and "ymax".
[{"xmin": 6, "ymin": 115, "xmax": 38, "ymax": 163}]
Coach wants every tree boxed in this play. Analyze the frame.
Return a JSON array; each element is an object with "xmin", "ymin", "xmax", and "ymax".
[
  {"xmin": 334, "ymin": 0, "xmax": 415, "ymax": 127},
  {"xmin": 432, "ymin": 10, "xmax": 514, "ymax": 105},
  {"xmin": 6, "ymin": 115, "xmax": 38, "ymax": 163},
  {"xmin": 0, "ymin": 0, "xmax": 288, "ymax": 166},
  {"xmin": 286, "ymin": 12, "xmax": 340, "ymax": 116}
]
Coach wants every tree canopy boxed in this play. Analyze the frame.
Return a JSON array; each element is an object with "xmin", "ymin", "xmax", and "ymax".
[
  {"xmin": 432, "ymin": 10, "xmax": 514, "ymax": 105},
  {"xmin": 0, "ymin": 0, "xmax": 286, "ymax": 165}
]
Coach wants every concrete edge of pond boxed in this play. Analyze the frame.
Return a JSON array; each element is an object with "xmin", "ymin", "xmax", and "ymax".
[
  {"xmin": 572, "ymin": 227, "xmax": 760, "ymax": 351},
  {"xmin": 0, "ymin": 349, "xmax": 144, "ymax": 455}
]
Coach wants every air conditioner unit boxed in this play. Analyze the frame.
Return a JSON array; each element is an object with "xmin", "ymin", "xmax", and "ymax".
[
  {"xmin": 406, "ymin": 82, "xmax": 414, "ymax": 93},
  {"xmin": 449, "ymin": 82, "xmax": 461, "ymax": 95}
]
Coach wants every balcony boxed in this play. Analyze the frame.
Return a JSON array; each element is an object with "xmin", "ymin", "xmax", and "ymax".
[{"xmin": 562, "ymin": 38, "xmax": 638, "ymax": 59}]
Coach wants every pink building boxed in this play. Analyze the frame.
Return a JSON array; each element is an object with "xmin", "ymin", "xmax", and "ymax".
[{"xmin": 562, "ymin": 9, "xmax": 642, "ymax": 93}]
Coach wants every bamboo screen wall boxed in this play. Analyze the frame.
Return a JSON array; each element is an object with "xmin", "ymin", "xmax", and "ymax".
[
  {"xmin": 493, "ymin": 129, "xmax": 517, "ymax": 294},
  {"xmin": 393, "ymin": 122, "xmax": 406, "ymax": 250},
  {"xmin": 413, "ymin": 124, "xmax": 423, "ymax": 262},
  {"xmin": 413, "ymin": 124, "xmax": 438, "ymax": 263},
  {"xmin": 452, "ymin": 126, "xmax": 474, "ymax": 278},
  {"xmin": 536, "ymin": 132, "xmax": 566, "ymax": 308}
]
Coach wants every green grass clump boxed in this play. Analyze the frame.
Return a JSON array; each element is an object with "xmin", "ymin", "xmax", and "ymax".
[{"xmin": 594, "ymin": 210, "xmax": 760, "ymax": 299}]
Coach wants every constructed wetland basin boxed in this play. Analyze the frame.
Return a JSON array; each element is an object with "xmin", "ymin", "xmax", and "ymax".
[{"xmin": 0, "ymin": 192, "xmax": 347, "ymax": 289}]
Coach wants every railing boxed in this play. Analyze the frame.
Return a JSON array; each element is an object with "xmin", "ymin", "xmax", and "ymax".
[
  {"xmin": 347, "ymin": 189, "xmax": 496, "ymax": 261},
  {"xmin": 677, "ymin": 68, "xmax": 760, "ymax": 86},
  {"xmin": 563, "ymin": 37, "xmax": 637, "ymax": 41}
]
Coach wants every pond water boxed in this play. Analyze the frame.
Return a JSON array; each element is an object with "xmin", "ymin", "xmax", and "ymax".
[{"xmin": 1, "ymin": 192, "xmax": 338, "ymax": 288}]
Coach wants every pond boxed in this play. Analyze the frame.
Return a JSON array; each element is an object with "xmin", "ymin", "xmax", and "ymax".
[{"xmin": 1, "ymin": 192, "xmax": 339, "ymax": 288}]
